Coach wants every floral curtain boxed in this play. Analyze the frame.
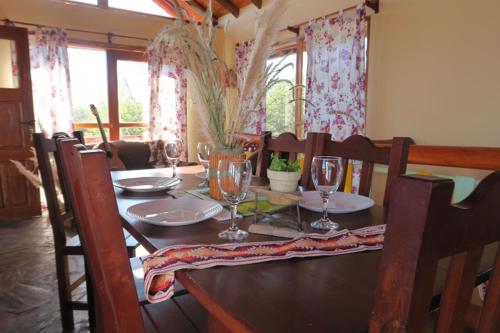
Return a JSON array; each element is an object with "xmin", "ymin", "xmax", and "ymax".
[
  {"xmin": 148, "ymin": 41, "xmax": 188, "ymax": 160},
  {"xmin": 305, "ymin": 6, "xmax": 367, "ymax": 193},
  {"xmin": 29, "ymin": 27, "xmax": 74, "ymax": 137},
  {"xmin": 235, "ymin": 41, "xmax": 266, "ymax": 134}
]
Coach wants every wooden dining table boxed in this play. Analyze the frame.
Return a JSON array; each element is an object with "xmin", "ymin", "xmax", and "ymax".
[{"xmin": 112, "ymin": 166, "xmax": 447, "ymax": 333}]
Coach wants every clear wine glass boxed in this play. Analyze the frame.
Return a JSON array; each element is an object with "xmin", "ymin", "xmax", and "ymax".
[
  {"xmin": 217, "ymin": 160, "xmax": 252, "ymax": 240},
  {"xmin": 310, "ymin": 156, "xmax": 344, "ymax": 230},
  {"xmin": 197, "ymin": 142, "xmax": 212, "ymax": 187},
  {"xmin": 164, "ymin": 140, "xmax": 182, "ymax": 177}
]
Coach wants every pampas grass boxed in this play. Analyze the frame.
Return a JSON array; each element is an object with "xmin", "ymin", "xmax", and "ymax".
[
  {"xmin": 149, "ymin": 0, "xmax": 288, "ymax": 150},
  {"xmin": 10, "ymin": 148, "xmax": 41, "ymax": 188}
]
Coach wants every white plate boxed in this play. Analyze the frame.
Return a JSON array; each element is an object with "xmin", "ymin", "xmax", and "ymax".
[
  {"xmin": 126, "ymin": 197, "xmax": 223, "ymax": 226},
  {"xmin": 299, "ymin": 191, "xmax": 374, "ymax": 214},
  {"xmin": 113, "ymin": 177, "xmax": 181, "ymax": 193}
]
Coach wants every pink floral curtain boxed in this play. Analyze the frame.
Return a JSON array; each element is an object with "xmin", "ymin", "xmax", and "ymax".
[
  {"xmin": 304, "ymin": 6, "xmax": 367, "ymax": 139},
  {"xmin": 29, "ymin": 27, "xmax": 74, "ymax": 136},
  {"xmin": 305, "ymin": 6, "xmax": 367, "ymax": 193},
  {"xmin": 235, "ymin": 41, "xmax": 266, "ymax": 134},
  {"xmin": 148, "ymin": 42, "xmax": 188, "ymax": 160}
]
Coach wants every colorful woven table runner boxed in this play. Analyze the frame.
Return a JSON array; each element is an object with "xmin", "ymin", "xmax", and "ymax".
[{"xmin": 143, "ymin": 224, "xmax": 386, "ymax": 303}]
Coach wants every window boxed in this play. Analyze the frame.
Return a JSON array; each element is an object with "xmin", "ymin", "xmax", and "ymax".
[
  {"xmin": 117, "ymin": 59, "xmax": 149, "ymax": 140},
  {"xmin": 265, "ymin": 41, "xmax": 307, "ymax": 137},
  {"xmin": 69, "ymin": 0, "xmax": 98, "ymax": 4},
  {"xmin": 69, "ymin": 47, "xmax": 149, "ymax": 143},
  {"xmin": 66, "ymin": 0, "xmax": 172, "ymax": 17},
  {"xmin": 266, "ymin": 53, "xmax": 296, "ymax": 135},
  {"xmin": 108, "ymin": 0, "xmax": 170, "ymax": 17}
]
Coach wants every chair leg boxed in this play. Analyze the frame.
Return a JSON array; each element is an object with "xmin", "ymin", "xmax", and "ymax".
[
  {"xmin": 84, "ymin": 260, "xmax": 96, "ymax": 332},
  {"xmin": 55, "ymin": 252, "xmax": 75, "ymax": 331}
]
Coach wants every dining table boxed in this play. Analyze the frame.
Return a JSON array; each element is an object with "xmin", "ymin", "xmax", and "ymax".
[{"xmin": 112, "ymin": 166, "xmax": 452, "ymax": 333}]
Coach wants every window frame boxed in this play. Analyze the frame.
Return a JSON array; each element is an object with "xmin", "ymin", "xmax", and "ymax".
[
  {"xmin": 267, "ymin": 37, "xmax": 306, "ymax": 138},
  {"xmin": 70, "ymin": 45, "xmax": 148, "ymax": 141},
  {"xmin": 60, "ymin": 0, "xmax": 172, "ymax": 19}
]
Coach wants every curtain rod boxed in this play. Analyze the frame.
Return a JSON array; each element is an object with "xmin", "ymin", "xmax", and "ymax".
[
  {"xmin": 236, "ymin": 0, "xmax": 378, "ymax": 47},
  {"xmin": 1, "ymin": 18, "xmax": 149, "ymax": 41},
  {"xmin": 285, "ymin": 0, "xmax": 378, "ymax": 32}
]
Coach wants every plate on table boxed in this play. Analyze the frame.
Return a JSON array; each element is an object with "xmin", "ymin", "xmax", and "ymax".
[
  {"xmin": 113, "ymin": 177, "xmax": 181, "ymax": 193},
  {"xmin": 299, "ymin": 191, "xmax": 374, "ymax": 214},
  {"xmin": 126, "ymin": 196, "xmax": 223, "ymax": 226}
]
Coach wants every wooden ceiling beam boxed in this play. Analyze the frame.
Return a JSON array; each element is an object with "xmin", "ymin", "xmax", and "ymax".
[
  {"xmin": 251, "ymin": 0, "xmax": 262, "ymax": 9},
  {"xmin": 214, "ymin": 0, "xmax": 239, "ymax": 17}
]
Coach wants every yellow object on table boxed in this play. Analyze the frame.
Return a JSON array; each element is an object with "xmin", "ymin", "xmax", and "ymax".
[{"xmin": 344, "ymin": 161, "xmax": 353, "ymax": 193}]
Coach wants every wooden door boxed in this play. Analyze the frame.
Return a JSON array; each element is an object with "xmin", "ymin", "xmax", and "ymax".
[{"xmin": 0, "ymin": 26, "xmax": 40, "ymax": 218}]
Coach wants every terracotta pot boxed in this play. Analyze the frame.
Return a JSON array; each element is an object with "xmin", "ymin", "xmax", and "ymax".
[
  {"xmin": 209, "ymin": 148, "xmax": 245, "ymax": 200},
  {"xmin": 267, "ymin": 169, "xmax": 302, "ymax": 193}
]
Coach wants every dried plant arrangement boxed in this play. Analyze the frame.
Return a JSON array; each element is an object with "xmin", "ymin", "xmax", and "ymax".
[
  {"xmin": 10, "ymin": 148, "xmax": 42, "ymax": 188},
  {"xmin": 149, "ymin": 0, "xmax": 289, "ymax": 151}
]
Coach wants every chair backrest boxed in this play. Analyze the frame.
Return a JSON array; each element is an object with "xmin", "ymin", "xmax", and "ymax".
[
  {"xmin": 318, "ymin": 135, "xmax": 412, "ymax": 208},
  {"xmin": 33, "ymin": 131, "xmax": 84, "ymax": 246},
  {"xmin": 370, "ymin": 173, "xmax": 500, "ymax": 333},
  {"xmin": 57, "ymin": 139, "xmax": 145, "ymax": 333},
  {"xmin": 256, "ymin": 131, "xmax": 328, "ymax": 189}
]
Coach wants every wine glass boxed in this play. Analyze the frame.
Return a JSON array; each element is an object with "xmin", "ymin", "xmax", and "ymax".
[
  {"xmin": 164, "ymin": 140, "xmax": 182, "ymax": 177},
  {"xmin": 310, "ymin": 156, "xmax": 344, "ymax": 230},
  {"xmin": 217, "ymin": 160, "xmax": 252, "ymax": 240},
  {"xmin": 197, "ymin": 142, "xmax": 212, "ymax": 187}
]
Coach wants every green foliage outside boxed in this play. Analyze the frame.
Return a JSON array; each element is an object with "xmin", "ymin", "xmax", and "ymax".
[
  {"xmin": 73, "ymin": 96, "xmax": 146, "ymax": 140},
  {"xmin": 265, "ymin": 81, "xmax": 295, "ymax": 135},
  {"xmin": 269, "ymin": 153, "xmax": 300, "ymax": 172}
]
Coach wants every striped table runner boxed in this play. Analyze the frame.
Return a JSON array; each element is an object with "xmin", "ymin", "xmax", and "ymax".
[{"xmin": 143, "ymin": 224, "xmax": 385, "ymax": 303}]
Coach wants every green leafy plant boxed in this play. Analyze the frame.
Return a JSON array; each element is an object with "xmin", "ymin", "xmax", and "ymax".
[{"xmin": 269, "ymin": 154, "xmax": 301, "ymax": 172}]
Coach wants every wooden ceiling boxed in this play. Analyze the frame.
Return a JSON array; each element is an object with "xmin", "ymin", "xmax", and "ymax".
[{"xmin": 155, "ymin": 0, "xmax": 261, "ymax": 19}]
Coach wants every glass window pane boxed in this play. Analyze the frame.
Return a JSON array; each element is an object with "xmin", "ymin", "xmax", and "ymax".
[
  {"xmin": 266, "ymin": 53, "xmax": 296, "ymax": 135},
  {"xmin": 108, "ymin": 0, "xmax": 171, "ymax": 17},
  {"xmin": 69, "ymin": 0, "xmax": 98, "ymax": 4},
  {"xmin": 68, "ymin": 47, "xmax": 109, "ymax": 123},
  {"xmin": 120, "ymin": 127, "xmax": 148, "ymax": 141},
  {"xmin": 118, "ymin": 60, "xmax": 149, "ymax": 123},
  {"xmin": 0, "ymin": 39, "xmax": 19, "ymax": 88},
  {"xmin": 77, "ymin": 127, "xmax": 110, "ymax": 145}
]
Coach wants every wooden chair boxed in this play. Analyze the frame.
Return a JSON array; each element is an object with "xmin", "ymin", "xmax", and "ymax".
[
  {"xmin": 256, "ymin": 131, "xmax": 326, "ymax": 189},
  {"xmin": 370, "ymin": 173, "xmax": 500, "ymax": 332},
  {"xmin": 318, "ymin": 135, "xmax": 413, "ymax": 208},
  {"xmin": 33, "ymin": 132, "xmax": 141, "ymax": 331},
  {"xmin": 56, "ymin": 139, "xmax": 205, "ymax": 333}
]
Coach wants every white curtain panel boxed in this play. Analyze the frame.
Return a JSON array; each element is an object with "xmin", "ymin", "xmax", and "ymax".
[
  {"xmin": 148, "ymin": 40, "xmax": 188, "ymax": 160},
  {"xmin": 235, "ymin": 41, "xmax": 266, "ymax": 134},
  {"xmin": 29, "ymin": 27, "xmax": 74, "ymax": 136},
  {"xmin": 304, "ymin": 6, "xmax": 367, "ymax": 194},
  {"xmin": 304, "ymin": 6, "xmax": 367, "ymax": 140}
]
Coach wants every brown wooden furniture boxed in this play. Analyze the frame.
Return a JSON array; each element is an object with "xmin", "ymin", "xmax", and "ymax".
[
  {"xmin": 319, "ymin": 135, "xmax": 412, "ymax": 208},
  {"xmin": 0, "ymin": 25, "xmax": 40, "ymax": 218},
  {"xmin": 33, "ymin": 132, "xmax": 140, "ymax": 331},
  {"xmin": 116, "ymin": 167, "xmax": 499, "ymax": 333},
  {"xmin": 57, "ymin": 140, "xmax": 205, "ymax": 333},
  {"xmin": 256, "ymin": 131, "xmax": 327, "ymax": 189},
  {"xmin": 370, "ymin": 173, "xmax": 500, "ymax": 333}
]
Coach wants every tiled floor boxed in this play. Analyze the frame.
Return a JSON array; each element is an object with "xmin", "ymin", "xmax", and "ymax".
[{"xmin": 0, "ymin": 214, "xmax": 90, "ymax": 333}]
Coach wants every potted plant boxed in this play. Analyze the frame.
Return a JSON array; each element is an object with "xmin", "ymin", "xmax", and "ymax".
[{"xmin": 267, "ymin": 154, "xmax": 302, "ymax": 193}]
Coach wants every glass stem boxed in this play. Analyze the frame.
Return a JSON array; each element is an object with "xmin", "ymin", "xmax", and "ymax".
[
  {"xmin": 172, "ymin": 162, "xmax": 177, "ymax": 177},
  {"xmin": 229, "ymin": 204, "xmax": 238, "ymax": 231},
  {"xmin": 322, "ymin": 196, "xmax": 329, "ymax": 221}
]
